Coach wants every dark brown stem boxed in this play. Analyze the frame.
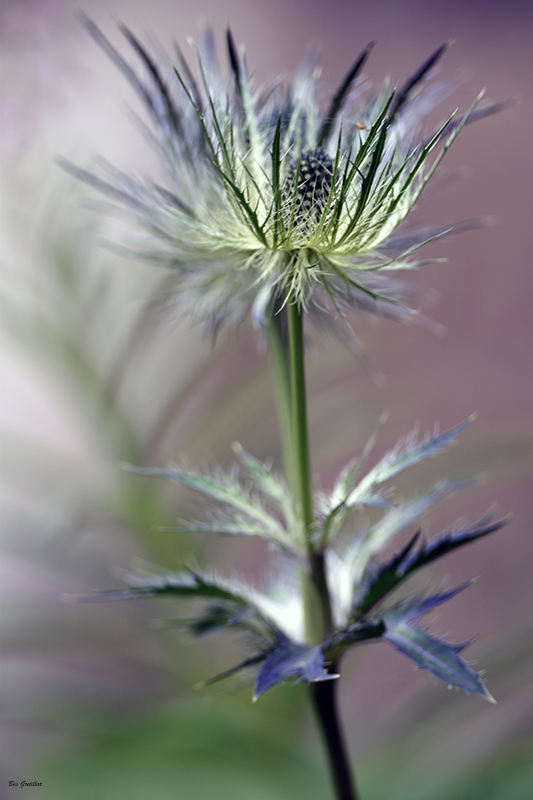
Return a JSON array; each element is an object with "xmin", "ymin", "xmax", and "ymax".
[{"xmin": 310, "ymin": 669, "xmax": 359, "ymax": 800}]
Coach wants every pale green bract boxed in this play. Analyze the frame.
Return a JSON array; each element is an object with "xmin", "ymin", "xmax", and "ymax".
[
  {"xmin": 71, "ymin": 22, "xmax": 502, "ymax": 333},
  {"xmin": 84, "ymin": 418, "xmax": 507, "ymax": 701}
]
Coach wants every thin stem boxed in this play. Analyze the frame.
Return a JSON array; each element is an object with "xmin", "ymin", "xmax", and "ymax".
[
  {"xmin": 266, "ymin": 300, "xmax": 322, "ymax": 642},
  {"xmin": 287, "ymin": 300, "xmax": 315, "ymax": 534},
  {"xmin": 265, "ymin": 299, "xmax": 296, "ymax": 496},
  {"xmin": 311, "ymin": 668, "xmax": 359, "ymax": 800},
  {"xmin": 287, "ymin": 300, "xmax": 334, "ymax": 638},
  {"xmin": 266, "ymin": 297, "xmax": 358, "ymax": 800}
]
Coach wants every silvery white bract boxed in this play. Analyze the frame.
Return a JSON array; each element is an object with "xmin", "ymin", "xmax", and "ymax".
[
  {"xmin": 71, "ymin": 20, "xmax": 503, "ymax": 334},
  {"xmin": 81, "ymin": 420, "xmax": 506, "ymax": 702}
]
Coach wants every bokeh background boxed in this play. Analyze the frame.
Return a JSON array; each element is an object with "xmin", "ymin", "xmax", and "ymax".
[{"xmin": 1, "ymin": 0, "xmax": 532, "ymax": 798}]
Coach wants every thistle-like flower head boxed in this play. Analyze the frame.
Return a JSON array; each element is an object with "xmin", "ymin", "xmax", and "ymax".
[{"xmin": 75, "ymin": 22, "xmax": 502, "ymax": 332}]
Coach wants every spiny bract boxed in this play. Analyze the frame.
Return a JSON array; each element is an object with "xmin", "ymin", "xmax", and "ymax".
[
  {"xmin": 84, "ymin": 420, "xmax": 506, "ymax": 702},
  {"xmin": 74, "ymin": 21, "xmax": 502, "ymax": 333}
]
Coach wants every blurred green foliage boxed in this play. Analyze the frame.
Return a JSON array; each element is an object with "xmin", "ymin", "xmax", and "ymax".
[
  {"xmin": 39, "ymin": 689, "xmax": 331, "ymax": 800},
  {"xmin": 38, "ymin": 690, "xmax": 533, "ymax": 800}
]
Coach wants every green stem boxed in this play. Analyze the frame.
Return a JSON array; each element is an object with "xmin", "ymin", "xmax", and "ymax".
[
  {"xmin": 265, "ymin": 299, "xmax": 296, "ymax": 496},
  {"xmin": 266, "ymin": 300, "xmax": 320, "ymax": 642},
  {"xmin": 287, "ymin": 300, "xmax": 315, "ymax": 534},
  {"xmin": 287, "ymin": 301, "xmax": 334, "ymax": 640},
  {"xmin": 266, "ymin": 297, "xmax": 358, "ymax": 800}
]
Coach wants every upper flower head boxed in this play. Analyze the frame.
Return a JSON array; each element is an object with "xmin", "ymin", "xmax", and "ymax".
[{"xmin": 75, "ymin": 21, "xmax": 502, "ymax": 332}]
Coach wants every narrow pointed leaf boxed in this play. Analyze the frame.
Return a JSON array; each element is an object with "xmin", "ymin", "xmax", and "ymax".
[
  {"xmin": 232, "ymin": 443, "xmax": 301, "ymax": 539},
  {"xmin": 355, "ymin": 514, "xmax": 508, "ymax": 615},
  {"xmin": 347, "ymin": 418, "xmax": 473, "ymax": 508},
  {"xmin": 189, "ymin": 605, "xmax": 239, "ymax": 635},
  {"xmin": 339, "ymin": 121, "xmax": 388, "ymax": 243},
  {"xmin": 68, "ymin": 566, "xmax": 294, "ymax": 643},
  {"xmin": 318, "ymin": 42, "xmax": 375, "ymax": 147},
  {"xmin": 118, "ymin": 24, "xmax": 183, "ymax": 136},
  {"xmin": 383, "ymin": 621, "xmax": 495, "ymax": 702},
  {"xmin": 158, "ymin": 519, "xmax": 300, "ymax": 559},
  {"xmin": 382, "ymin": 218, "xmax": 493, "ymax": 253},
  {"xmin": 399, "ymin": 515, "xmax": 510, "ymax": 577},
  {"xmin": 232, "ymin": 443, "xmax": 291, "ymax": 512},
  {"xmin": 355, "ymin": 530, "xmax": 421, "ymax": 615},
  {"xmin": 196, "ymin": 655, "xmax": 266, "ymax": 689},
  {"xmin": 345, "ymin": 478, "xmax": 474, "ymax": 595},
  {"xmin": 271, "ymin": 112, "xmax": 283, "ymax": 245},
  {"xmin": 388, "ymin": 41, "xmax": 452, "ymax": 121},
  {"xmin": 423, "ymin": 99, "xmax": 514, "ymax": 148},
  {"xmin": 320, "ymin": 415, "xmax": 387, "ymax": 540},
  {"xmin": 69, "ymin": 569, "xmax": 251, "ymax": 604},
  {"xmin": 124, "ymin": 462, "xmax": 291, "ymax": 547},
  {"xmin": 254, "ymin": 641, "xmax": 337, "ymax": 700},
  {"xmin": 383, "ymin": 581, "xmax": 474, "ymax": 626},
  {"xmin": 226, "ymin": 28, "xmax": 241, "ymax": 90},
  {"xmin": 185, "ymin": 603, "xmax": 269, "ymax": 638},
  {"xmin": 81, "ymin": 16, "xmax": 153, "ymax": 111},
  {"xmin": 161, "ymin": 519, "xmax": 280, "ymax": 538},
  {"xmin": 66, "ymin": 570, "xmax": 262, "ymax": 608}
]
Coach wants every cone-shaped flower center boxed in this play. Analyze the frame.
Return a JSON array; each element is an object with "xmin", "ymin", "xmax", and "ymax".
[{"xmin": 283, "ymin": 150, "xmax": 334, "ymax": 225}]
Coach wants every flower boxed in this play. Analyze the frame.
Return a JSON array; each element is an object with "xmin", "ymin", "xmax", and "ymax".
[{"xmin": 72, "ymin": 20, "xmax": 503, "ymax": 333}]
